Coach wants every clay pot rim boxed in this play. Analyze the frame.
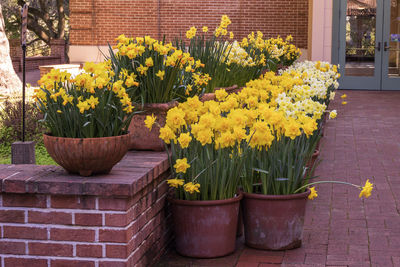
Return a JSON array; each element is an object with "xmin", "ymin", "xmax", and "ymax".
[
  {"xmin": 213, "ymin": 84, "xmax": 239, "ymax": 92},
  {"xmin": 43, "ymin": 132, "xmax": 131, "ymax": 141},
  {"xmin": 135, "ymin": 100, "xmax": 178, "ymax": 112},
  {"xmin": 312, "ymin": 149, "xmax": 320, "ymax": 157},
  {"xmin": 168, "ymin": 192, "xmax": 243, "ymax": 206},
  {"xmin": 243, "ymin": 188, "xmax": 310, "ymax": 200}
]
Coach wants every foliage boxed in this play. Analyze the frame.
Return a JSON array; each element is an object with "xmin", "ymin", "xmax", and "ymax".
[
  {"xmin": 0, "ymin": 142, "xmax": 56, "ymax": 165},
  {"xmin": 0, "ymin": 98, "xmax": 45, "ymax": 144},
  {"xmin": 2, "ymin": 0, "xmax": 69, "ymax": 48},
  {"xmin": 175, "ymin": 15, "xmax": 264, "ymax": 92},
  {"xmin": 34, "ymin": 63, "xmax": 139, "ymax": 138},
  {"xmin": 109, "ymin": 35, "xmax": 210, "ymax": 104}
]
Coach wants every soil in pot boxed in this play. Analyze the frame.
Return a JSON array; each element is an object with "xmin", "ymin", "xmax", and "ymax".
[
  {"xmin": 242, "ymin": 189, "xmax": 310, "ymax": 250},
  {"xmin": 169, "ymin": 193, "xmax": 242, "ymax": 258}
]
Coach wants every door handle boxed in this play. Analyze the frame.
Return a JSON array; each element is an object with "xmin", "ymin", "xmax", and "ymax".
[
  {"xmin": 376, "ymin": 42, "xmax": 381, "ymax": 51},
  {"xmin": 384, "ymin": 42, "xmax": 390, "ymax": 51}
]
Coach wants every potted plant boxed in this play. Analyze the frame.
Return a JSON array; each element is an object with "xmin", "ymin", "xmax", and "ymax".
[
  {"xmin": 240, "ymin": 33, "xmax": 302, "ymax": 73},
  {"xmin": 145, "ymin": 94, "xmax": 252, "ymax": 258},
  {"xmin": 237, "ymin": 63, "xmax": 367, "ymax": 251},
  {"xmin": 108, "ymin": 35, "xmax": 210, "ymax": 151},
  {"xmin": 34, "ymin": 63, "xmax": 136, "ymax": 176},
  {"xmin": 175, "ymin": 15, "xmax": 265, "ymax": 95}
]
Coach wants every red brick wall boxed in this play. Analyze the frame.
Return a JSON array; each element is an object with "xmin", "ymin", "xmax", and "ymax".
[
  {"xmin": 0, "ymin": 153, "xmax": 172, "ymax": 267},
  {"xmin": 70, "ymin": 0, "xmax": 309, "ymax": 49},
  {"xmin": 9, "ymin": 39, "xmax": 67, "ymax": 72}
]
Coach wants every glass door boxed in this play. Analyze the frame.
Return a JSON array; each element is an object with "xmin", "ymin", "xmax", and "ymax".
[
  {"xmin": 338, "ymin": 0, "xmax": 384, "ymax": 90},
  {"xmin": 381, "ymin": 0, "xmax": 400, "ymax": 90}
]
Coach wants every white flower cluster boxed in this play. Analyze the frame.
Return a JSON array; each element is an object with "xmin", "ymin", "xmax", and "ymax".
[
  {"xmin": 281, "ymin": 60, "xmax": 340, "ymax": 101},
  {"xmin": 224, "ymin": 41, "xmax": 256, "ymax": 67}
]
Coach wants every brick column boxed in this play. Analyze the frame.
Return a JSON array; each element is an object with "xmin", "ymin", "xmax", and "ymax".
[
  {"xmin": 0, "ymin": 151, "xmax": 172, "ymax": 267},
  {"xmin": 50, "ymin": 39, "xmax": 66, "ymax": 63},
  {"xmin": 8, "ymin": 39, "xmax": 22, "ymax": 72}
]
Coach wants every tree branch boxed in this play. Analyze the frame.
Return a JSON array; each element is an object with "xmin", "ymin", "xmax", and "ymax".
[
  {"xmin": 27, "ymin": 16, "xmax": 51, "ymax": 44},
  {"xmin": 56, "ymin": 0, "xmax": 65, "ymax": 39}
]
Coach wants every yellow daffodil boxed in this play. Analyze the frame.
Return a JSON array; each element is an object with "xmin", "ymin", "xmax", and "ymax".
[
  {"xmin": 308, "ymin": 187, "xmax": 318, "ymax": 200},
  {"xmin": 144, "ymin": 114, "xmax": 157, "ymax": 131},
  {"xmin": 177, "ymin": 132, "xmax": 192, "ymax": 149},
  {"xmin": 359, "ymin": 179, "xmax": 373, "ymax": 198},
  {"xmin": 156, "ymin": 70, "xmax": 165, "ymax": 80},
  {"xmin": 145, "ymin": 57, "xmax": 154, "ymax": 67},
  {"xmin": 174, "ymin": 158, "xmax": 191, "ymax": 174},
  {"xmin": 342, "ymin": 101, "xmax": 347, "ymax": 105},
  {"xmin": 329, "ymin": 110, "xmax": 337, "ymax": 119},
  {"xmin": 183, "ymin": 182, "xmax": 200, "ymax": 194},
  {"xmin": 77, "ymin": 101, "xmax": 90, "ymax": 113},
  {"xmin": 341, "ymin": 94, "xmax": 347, "ymax": 99},
  {"xmin": 167, "ymin": 178, "xmax": 184, "ymax": 188}
]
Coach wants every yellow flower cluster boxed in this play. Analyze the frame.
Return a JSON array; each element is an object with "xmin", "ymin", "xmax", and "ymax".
[
  {"xmin": 215, "ymin": 15, "xmax": 232, "ymax": 37},
  {"xmin": 146, "ymin": 73, "xmax": 328, "ymax": 155},
  {"xmin": 186, "ymin": 26, "xmax": 197, "ymax": 39},
  {"xmin": 35, "ymin": 62, "xmax": 135, "ymax": 114},
  {"xmin": 114, "ymin": 34, "xmax": 204, "ymax": 77},
  {"xmin": 223, "ymin": 41, "xmax": 263, "ymax": 67},
  {"xmin": 240, "ymin": 32, "xmax": 301, "ymax": 65}
]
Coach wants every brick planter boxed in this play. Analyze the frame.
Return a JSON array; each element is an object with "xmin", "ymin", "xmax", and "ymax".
[{"xmin": 0, "ymin": 151, "xmax": 172, "ymax": 267}]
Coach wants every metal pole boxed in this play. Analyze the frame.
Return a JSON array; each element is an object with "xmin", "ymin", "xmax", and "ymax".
[
  {"xmin": 21, "ymin": 4, "xmax": 28, "ymax": 142},
  {"xmin": 22, "ymin": 44, "xmax": 26, "ymax": 142}
]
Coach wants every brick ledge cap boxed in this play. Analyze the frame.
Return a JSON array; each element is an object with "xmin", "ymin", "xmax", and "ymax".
[{"xmin": 0, "ymin": 151, "xmax": 169, "ymax": 197}]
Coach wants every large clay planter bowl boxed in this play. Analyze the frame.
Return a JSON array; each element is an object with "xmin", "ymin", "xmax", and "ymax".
[
  {"xmin": 242, "ymin": 189, "xmax": 310, "ymax": 250},
  {"xmin": 128, "ymin": 101, "xmax": 177, "ymax": 151},
  {"xmin": 169, "ymin": 193, "xmax": 242, "ymax": 258},
  {"xmin": 43, "ymin": 133, "xmax": 130, "ymax": 176}
]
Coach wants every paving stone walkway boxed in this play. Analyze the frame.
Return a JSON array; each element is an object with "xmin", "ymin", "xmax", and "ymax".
[{"xmin": 156, "ymin": 90, "xmax": 400, "ymax": 267}]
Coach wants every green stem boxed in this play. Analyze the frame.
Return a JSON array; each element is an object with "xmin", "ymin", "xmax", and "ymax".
[{"xmin": 294, "ymin": 180, "xmax": 361, "ymax": 194}]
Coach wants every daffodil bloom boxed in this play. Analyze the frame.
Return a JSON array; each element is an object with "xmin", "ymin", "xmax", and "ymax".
[
  {"xmin": 308, "ymin": 187, "xmax": 318, "ymax": 200},
  {"xmin": 87, "ymin": 96, "xmax": 99, "ymax": 109},
  {"xmin": 341, "ymin": 94, "xmax": 347, "ymax": 99},
  {"xmin": 359, "ymin": 179, "xmax": 373, "ymax": 198},
  {"xmin": 144, "ymin": 114, "xmax": 157, "ymax": 131},
  {"xmin": 167, "ymin": 178, "xmax": 184, "ymax": 188},
  {"xmin": 174, "ymin": 158, "xmax": 191, "ymax": 174},
  {"xmin": 145, "ymin": 57, "xmax": 154, "ymax": 67},
  {"xmin": 156, "ymin": 70, "xmax": 165, "ymax": 80},
  {"xmin": 183, "ymin": 182, "xmax": 200, "ymax": 194},
  {"xmin": 229, "ymin": 31, "xmax": 234, "ymax": 39},
  {"xmin": 137, "ymin": 64, "xmax": 148, "ymax": 75},
  {"xmin": 329, "ymin": 110, "xmax": 337, "ymax": 119},
  {"xmin": 57, "ymin": 110, "xmax": 62, "ymax": 114},
  {"xmin": 77, "ymin": 101, "xmax": 90, "ymax": 113},
  {"xmin": 342, "ymin": 101, "xmax": 347, "ymax": 105},
  {"xmin": 177, "ymin": 132, "xmax": 192, "ymax": 149}
]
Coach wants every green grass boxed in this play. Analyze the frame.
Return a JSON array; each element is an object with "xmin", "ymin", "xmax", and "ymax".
[{"xmin": 0, "ymin": 143, "xmax": 56, "ymax": 165}]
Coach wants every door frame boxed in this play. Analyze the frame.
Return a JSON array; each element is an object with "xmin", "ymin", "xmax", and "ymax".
[
  {"xmin": 381, "ymin": 0, "xmax": 400, "ymax": 90},
  {"xmin": 332, "ymin": 0, "xmax": 384, "ymax": 90}
]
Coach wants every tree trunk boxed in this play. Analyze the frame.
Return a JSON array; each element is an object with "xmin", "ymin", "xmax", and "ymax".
[{"xmin": 0, "ymin": 4, "xmax": 22, "ymax": 96}]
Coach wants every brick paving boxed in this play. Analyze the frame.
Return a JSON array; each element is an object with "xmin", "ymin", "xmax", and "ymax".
[{"xmin": 156, "ymin": 90, "xmax": 400, "ymax": 267}]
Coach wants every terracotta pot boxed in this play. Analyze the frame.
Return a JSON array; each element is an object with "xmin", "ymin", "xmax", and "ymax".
[
  {"xmin": 128, "ymin": 101, "xmax": 177, "ymax": 151},
  {"xmin": 43, "ymin": 133, "xmax": 130, "ymax": 176},
  {"xmin": 200, "ymin": 84, "xmax": 239, "ymax": 102},
  {"xmin": 242, "ymin": 189, "xmax": 310, "ymax": 250},
  {"xmin": 169, "ymin": 193, "xmax": 242, "ymax": 258},
  {"xmin": 305, "ymin": 149, "xmax": 320, "ymax": 178}
]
